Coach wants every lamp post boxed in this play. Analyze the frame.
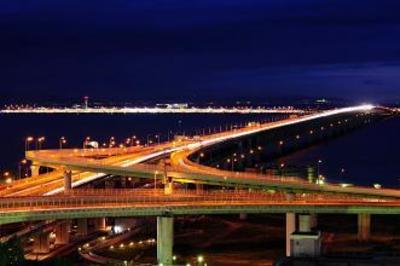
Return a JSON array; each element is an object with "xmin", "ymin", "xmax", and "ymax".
[
  {"xmin": 146, "ymin": 134, "xmax": 152, "ymax": 146},
  {"xmin": 227, "ymin": 155, "xmax": 237, "ymax": 172},
  {"xmin": 167, "ymin": 130, "xmax": 173, "ymax": 142},
  {"xmin": 125, "ymin": 138, "xmax": 131, "ymax": 146},
  {"xmin": 155, "ymin": 134, "xmax": 161, "ymax": 144},
  {"xmin": 3, "ymin": 171, "xmax": 12, "ymax": 185},
  {"xmin": 280, "ymin": 163, "xmax": 285, "ymax": 176},
  {"xmin": 25, "ymin": 136, "xmax": 34, "ymax": 151},
  {"xmin": 131, "ymin": 135, "xmax": 136, "ymax": 147},
  {"xmin": 154, "ymin": 170, "xmax": 158, "ymax": 191},
  {"xmin": 36, "ymin": 137, "xmax": 45, "ymax": 150},
  {"xmin": 59, "ymin": 136, "xmax": 67, "ymax": 149},
  {"xmin": 18, "ymin": 159, "xmax": 27, "ymax": 179},
  {"xmin": 317, "ymin": 159, "xmax": 322, "ymax": 183}
]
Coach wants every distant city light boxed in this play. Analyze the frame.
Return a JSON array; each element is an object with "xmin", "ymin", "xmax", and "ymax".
[{"xmin": 1, "ymin": 104, "xmax": 303, "ymax": 114}]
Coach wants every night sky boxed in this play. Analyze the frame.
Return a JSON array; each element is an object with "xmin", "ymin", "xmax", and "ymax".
[{"xmin": 1, "ymin": 0, "xmax": 400, "ymax": 104}]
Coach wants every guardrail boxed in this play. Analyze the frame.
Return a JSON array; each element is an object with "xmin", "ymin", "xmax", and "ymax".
[{"xmin": 0, "ymin": 189, "xmax": 391, "ymax": 211}]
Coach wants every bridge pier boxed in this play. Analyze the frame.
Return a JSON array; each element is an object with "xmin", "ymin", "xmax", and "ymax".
[
  {"xmin": 77, "ymin": 218, "xmax": 88, "ymax": 237},
  {"xmin": 33, "ymin": 232, "xmax": 50, "ymax": 254},
  {"xmin": 286, "ymin": 213, "xmax": 296, "ymax": 257},
  {"xmin": 63, "ymin": 169, "xmax": 72, "ymax": 193},
  {"xmin": 30, "ymin": 164, "xmax": 40, "ymax": 177},
  {"xmin": 55, "ymin": 221, "xmax": 70, "ymax": 245},
  {"xmin": 357, "ymin": 213, "xmax": 371, "ymax": 242},
  {"xmin": 299, "ymin": 214, "xmax": 312, "ymax": 232},
  {"xmin": 93, "ymin": 217, "xmax": 107, "ymax": 231},
  {"xmin": 157, "ymin": 216, "xmax": 174, "ymax": 265},
  {"xmin": 289, "ymin": 214, "xmax": 321, "ymax": 257}
]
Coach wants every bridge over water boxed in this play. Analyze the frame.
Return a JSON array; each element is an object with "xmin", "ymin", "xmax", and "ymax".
[{"xmin": 1, "ymin": 104, "xmax": 396, "ymax": 264}]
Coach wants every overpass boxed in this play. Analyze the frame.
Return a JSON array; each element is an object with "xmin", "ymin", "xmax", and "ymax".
[{"xmin": 1, "ymin": 190, "xmax": 399, "ymax": 225}]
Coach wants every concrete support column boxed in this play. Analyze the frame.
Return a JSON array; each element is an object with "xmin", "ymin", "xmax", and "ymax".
[
  {"xmin": 162, "ymin": 159, "xmax": 173, "ymax": 195},
  {"xmin": 290, "ymin": 214, "xmax": 322, "ymax": 257},
  {"xmin": 299, "ymin": 214, "xmax": 312, "ymax": 233},
  {"xmin": 157, "ymin": 216, "xmax": 173, "ymax": 265},
  {"xmin": 33, "ymin": 232, "xmax": 50, "ymax": 254},
  {"xmin": 30, "ymin": 164, "xmax": 40, "ymax": 177},
  {"xmin": 358, "ymin": 213, "xmax": 371, "ymax": 242},
  {"xmin": 93, "ymin": 217, "xmax": 107, "ymax": 231},
  {"xmin": 77, "ymin": 218, "xmax": 88, "ymax": 237},
  {"xmin": 63, "ymin": 170, "xmax": 72, "ymax": 193},
  {"xmin": 55, "ymin": 221, "xmax": 70, "ymax": 245},
  {"xmin": 286, "ymin": 213, "xmax": 296, "ymax": 257}
]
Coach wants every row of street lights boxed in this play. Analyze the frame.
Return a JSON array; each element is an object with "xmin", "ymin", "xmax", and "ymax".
[
  {"xmin": 21, "ymin": 116, "xmax": 285, "ymax": 153},
  {"xmin": 23, "ymin": 116, "xmax": 348, "ymax": 152},
  {"xmin": 25, "ymin": 136, "xmax": 46, "ymax": 151}
]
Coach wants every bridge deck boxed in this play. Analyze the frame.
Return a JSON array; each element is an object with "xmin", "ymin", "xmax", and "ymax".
[{"xmin": 0, "ymin": 190, "xmax": 400, "ymax": 225}]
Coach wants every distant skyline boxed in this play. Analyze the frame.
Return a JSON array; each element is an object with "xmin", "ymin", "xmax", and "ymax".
[{"xmin": 1, "ymin": 0, "xmax": 400, "ymax": 104}]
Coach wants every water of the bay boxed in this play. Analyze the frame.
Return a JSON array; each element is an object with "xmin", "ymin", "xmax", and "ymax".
[{"xmin": 276, "ymin": 116, "xmax": 400, "ymax": 188}]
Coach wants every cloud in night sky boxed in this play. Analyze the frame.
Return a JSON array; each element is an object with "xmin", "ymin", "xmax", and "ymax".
[{"xmin": 1, "ymin": 0, "xmax": 400, "ymax": 103}]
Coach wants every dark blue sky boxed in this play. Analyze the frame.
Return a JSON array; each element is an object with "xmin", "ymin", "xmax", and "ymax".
[{"xmin": 1, "ymin": 0, "xmax": 400, "ymax": 104}]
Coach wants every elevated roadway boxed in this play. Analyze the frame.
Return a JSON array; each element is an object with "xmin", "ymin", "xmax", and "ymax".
[
  {"xmin": 1, "ymin": 190, "xmax": 400, "ymax": 226},
  {"xmin": 20, "ymin": 105, "xmax": 386, "ymax": 198}
]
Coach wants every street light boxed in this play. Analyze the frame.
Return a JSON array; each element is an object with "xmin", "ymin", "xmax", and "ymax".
[
  {"xmin": 154, "ymin": 170, "xmax": 159, "ymax": 190},
  {"xmin": 155, "ymin": 134, "xmax": 161, "ymax": 144},
  {"xmin": 109, "ymin": 136, "xmax": 115, "ymax": 148},
  {"xmin": 3, "ymin": 172, "xmax": 12, "ymax": 184},
  {"xmin": 167, "ymin": 130, "xmax": 173, "ymax": 142},
  {"xmin": 18, "ymin": 159, "xmax": 27, "ymax": 179},
  {"xmin": 317, "ymin": 160, "xmax": 322, "ymax": 183},
  {"xmin": 25, "ymin": 136, "xmax": 34, "ymax": 151},
  {"xmin": 36, "ymin": 137, "xmax": 45, "ymax": 150},
  {"xmin": 130, "ymin": 135, "xmax": 136, "ymax": 147},
  {"xmin": 146, "ymin": 134, "xmax": 152, "ymax": 146},
  {"xmin": 280, "ymin": 163, "xmax": 285, "ymax": 176},
  {"xmin": 227, "ymin": 155, "xmax": 237, "ymax": 171},
  {"xmin": 59, "ymin": 136, "xmax": 67, "ymax": 149}
]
